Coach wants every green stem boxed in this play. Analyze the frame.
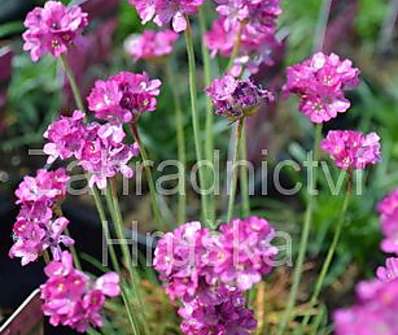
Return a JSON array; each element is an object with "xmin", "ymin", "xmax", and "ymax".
[
  {"xmin": 129, "ymin": 124, "xmax": 163, "ymax": 229},
  {"xmin": 90, "ymin": 186, "xmax": 139, "ymax": 335},
  {"xmin": 43, "ymin": 250, "xmax": 50, "ymax": 264},
  {"xmin": 184, "ymin": 18, "xmax": 211, "ymax": 226},
  {"xmin": 165, "ymin": 60, "xmax": 186, "ymax": 225},
  {"xmin": 313, "ymin": 0, "xmax": 333, "ymax": 52},
  {"xmin": 65, "ymin": 227, "xmax": 82, "ymax": 270},
  {"xmin": 226, "ymin": 118, "xmax": 244, "ymax": 222},
  {"xmin": 104, "ymin": 183, "xmax": 148, "ymax": 335},
  {"xmin": 276, "ymin": 124, "xmax": 323, "ymax": 335},
  {"xmin": 60, "ymin": 54, "xmax": 85, "ymax": 112},
  {"xmin": 299, "ymin": 175, "xmax": 352, "ymax": 331},
  {"xmin": 239, "ymin": 123, "xmax": 250, "ymax": 217},
  {"xmin": 199, "ymin": 7, "xmax": 216, "ymax": 223}
]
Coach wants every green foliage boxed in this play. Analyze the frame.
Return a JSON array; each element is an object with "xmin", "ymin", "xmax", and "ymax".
[{"xmin": 356, "ymin": 0, "xmax": 388, "ymax": 40}]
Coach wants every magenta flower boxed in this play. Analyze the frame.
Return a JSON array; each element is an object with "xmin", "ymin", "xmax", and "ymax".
[
  {"xmin": 40, "ymin": 251, "xmax": 120, "ymax": 333},
  {"xmin": 154, "ymin": 217, "xmax": 277, "ymax": 299},
  {"xmin": 125, "ymin": 30, "xmax": 179, "ymax": 62},
  {"xmin": 378, "ymin": 189, "xmax": 398, "ymax": 254},
  {"xmin": 78, "ymin": 123, "xmax": 140, "ymax": 189},
  {"xmin": 334, "ymin": 278, "xmax": 398, "ymax": 335},
  {"xmin": 9, "ymin": 210, "xmax": 73, "ymax": 266},
  {"xmin": 206, "ymin": 75, "xmax": 274, "ymax": 120},
  {"xmin": 179, "ymin": 285, "xmax": 257, "ymax": 335},
  {"xmin": 284, "ymin": 52, "xmax": 360, "ymax": 123},
  {"xmin": 153, "ymin": 221, "xmax": 213, "ymax": 301},
  {"xmin": 87, "ymin": 72, "xmax": 161, "ymax": 124},
  {"xmin": 44, "ymin": 110, "xmax": 86, "ymax": 164},
  {"xmin": 206, "ymin": 1, "xmax": 282, "ymax": 75},
  {"xmin": 23, "ymin": 1, "xmax": 88, "ymax": 62},
  {"xmin": 377, "ymin": 258, "xmax": 398, "ymax": 282},
  {"xmin": 321, "ymin": 130, "xmax": 381, "ymax": 170},
  {"xmin": 9, "ymin": 168, "xmax": 73, "ymax": 265},
  {"xmin": 214, "ymin": 217, "xmax": 278, "ymax": 290},
  {"xmin": 129, "ymin": 0, "xmax": 205, "ymax": 32},
  {"xmin": 15, "ymin": 168, "xmax": 69, "ymax": 205}
]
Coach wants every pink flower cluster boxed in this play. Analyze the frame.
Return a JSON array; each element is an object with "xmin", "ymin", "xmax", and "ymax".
[
  {"xmin": 283, "ymin": 52, "xmax": 360, "ymax": 123},
  {"xmin": 179, "ymin": 285, "xmax": 257, "ymax": 335},
  {"xmin": 87, "ymin": 72, "xmax": 161, "ymax": 124},
  {"xmin": 154, "ymin": 217, "xmax": 277, "ymax": 334},
  {"xmin": 9, "ymin": 168, "xmax": 74, "ymax": 265},
  {"xmin": 44, "ymin": 111, "xmax": 140, "ymax": 189},
  {"xmin": 124, "ymin": 30, "xmax": 179, "ymax": 62},
  {"xmin": 321, "ymin": 130, "xmax": 381, "ymax": 170},
  {"xmin": 129, "ymin": 0, "xmax": 205, "ymax": 32},
  {"xmin": 333, "ymin": 201, "xmax": 398, "ymax": 334},
  {"xmin": 23, "ymin": 1, "xmax": 88, "ymax": 62},
  {"xmin": 334, "ymin": 266, "xmax": 398, "ymax": 335},
  {"xmin": 206, "ymin": 75, "xmax": 274, "ymax": 120},
  {"xmin": 206, "ymin": 0, "xmax": 282, "ymax": 75},
  {"xmin": 41, "ymin": 251, "xmax": 120, "ymax": 333},
  {"xmin": 378, "ymin": 189, "xmax": 398, "ymax": 254}
]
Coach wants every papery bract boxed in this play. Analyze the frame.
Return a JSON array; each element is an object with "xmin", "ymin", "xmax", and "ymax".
[{"xmin": 206, "ymin": 75, "xmax": 274, "ymax": 120}]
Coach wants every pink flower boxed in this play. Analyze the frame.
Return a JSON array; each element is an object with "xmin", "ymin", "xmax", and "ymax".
[
  {"xmin": 9, "ymin": 169, "xmax": 73, "ymax": 265},
  {"xmin": 378, "ymin": 189, "xmax": 398, "ymax": 254},
  {"xmin": 206, "ymin": 75, "xmax": 274, "ymax": 120},
  {"xmin": 205, "ymin": 1, "xmax": 282, "ymax": 75},
  {"xmin": 321, "ymin": 130, "xmax": 381, "ymax": 170},
  {"xmin": 334, "ymin": 278, "xmax": 398, "ymax": 335},
  {"xmin": 125, "ymin": 30, "xmax": 179, "ymax": 62},
  {"xmin": 78, "ymin": 123, "xmax": 140, "ymax": 189},
  {"xmin": 154, "ymin": 217, "xmax": 277, "ymax": 299},
  {"xmin": 283, "ymin": 52, "xmax": 360, "ymax": 123},
  {"xmin": 129, "ymin": 0, "xmax": 205, "ymax": 32},
  {"xmin": 87, "ymin": 72, "xmax": 161, "ymax": 124},
  {"xmin": 43, "ymin": 110, "xmax": 86, "ymax": 164},
  {"xmin": 214, "ymin": 217, "xmax": 278, "ymax": 290},
  {"xmin": 153, "ymin": 222, "xmax": 212, "ymax": 301},
  {"xmin": 15, "ymin": 168, "xmax": 69, "ymax": 205},
  {"xmin": 9, "ymin": 210, "xmax": 73, "ymax": 265},
  {"xmin": 40, "ymin": 252, "xmax": 120, "ymax": 333},
  {"xmin": 179, "ymin": 285, "xmax": 257, "ymax": 335},
  {"xmin": 23, "ymin": 1, "xmax": 88, "ymax": 62},
  {"xmin": 377, "ymin": 258, "xmax": 398, "ymax": 282}
]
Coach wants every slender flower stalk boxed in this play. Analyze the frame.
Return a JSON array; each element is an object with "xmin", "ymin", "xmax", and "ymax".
[
  {"xmin": 278, "ymin": 1, "xmax": 332, "ymax": 332},
  {"xmin": 165, "ymin": 60, "xmax": 186, "ymax": 225},
  {"xmin": 90, "ymin": 185, "xmax": 140, "ymax": 335},
  {"xmin": 240, "ymin": 124, "xmax": 250, "ymax": 217},
  {"xmin": 64, "ymin": 227, "xmax": 81, "ymax": 270},
  {"xmin": 60, "ymin": 58, "xmax": 141, "ymax": 333},
  {"xmin": 226, "ymin": 118, "xmax": 244, "ymax": 222},
  {"xmin": 104, "ymin": 182, "xmax": 149, "ymax": 335},
  {"xmin": 277, "ymin": 123, "xmax": 323, "ymax": 335},
  {"xmin": 60, "ymin": 54, "xmax": 85, "ymax": 112},
  {"xmin": 128, "ymin": 124, "xmax": 163, "ymax": 228},
  {"xmin": 299, "ymin": 174, "xmax": 352, "ymax": 331},
  {"xmin": 43, "ymin": 250, "xmax": 50, "ymax": 264},
  {"xmin": 184, "ymin": 17, "xmax": 211, "ymax": 225},
  {"xmin": 199, "ymin": 7, "xmax": 216, "ymax": 224}
]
